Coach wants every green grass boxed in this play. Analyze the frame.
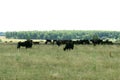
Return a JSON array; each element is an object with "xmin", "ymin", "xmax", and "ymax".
[{"xmin": 0, "ymin": 44, "xmax": 120, "ymax": 80}]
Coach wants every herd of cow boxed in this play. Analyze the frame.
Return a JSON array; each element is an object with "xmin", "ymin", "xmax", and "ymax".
[{"xmin": 17, "ymin": 39, "xmax": 113, "ymax": 51}]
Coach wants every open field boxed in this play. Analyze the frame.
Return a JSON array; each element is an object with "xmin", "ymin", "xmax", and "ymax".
[{"xmin": 0, "ymin": 43, "xmax": 120, "ymax": 80}]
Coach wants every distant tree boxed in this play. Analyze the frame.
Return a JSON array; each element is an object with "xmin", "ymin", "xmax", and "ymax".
[
  {"xmin": 92, "ymin": 34, "xmax": 100, "ymax": 40},
  {"xmin": 5, "ymin": 30, "xmax": 120, "ymax": 40}
]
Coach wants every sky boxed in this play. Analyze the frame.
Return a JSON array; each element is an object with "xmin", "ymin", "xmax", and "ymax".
[{"xmin": 0, "ymin": 0, "xmax": 120, "ymax": 32}]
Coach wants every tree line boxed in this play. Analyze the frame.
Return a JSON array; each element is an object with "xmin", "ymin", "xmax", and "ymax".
[
  {"xmin": 0, "ymin": 32, "xmax": 5, "ymax": 36},
  {"xmin": 5, "ymin": 30, "xmax": 120, "ymax": 40}
]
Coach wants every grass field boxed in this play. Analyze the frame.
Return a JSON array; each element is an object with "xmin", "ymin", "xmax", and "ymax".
[{"xmin": 0, "ymin": 43, "xmax": 120, "ymax": 80}]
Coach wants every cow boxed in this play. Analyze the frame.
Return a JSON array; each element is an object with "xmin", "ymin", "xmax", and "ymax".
[
  {"xmin": 64, "ymin": 41, "xmax": 74, "ymax": 51},
  {"xmin": 55, "ymin": 40, "xmax": 73, "ymax": 46},
  {"xmin": 17, "ymin": 39, "xmax": 33, "ymax": 49},
  {"xmin": 45, "ymin": 39, "xmax": 52, "ymax": 44},
  {"xmin": 55, "ymin": 40, "xmax": 61, "ymax": 46},
  {"xmin": 90, "ymin": 39, "xmax": 103, "ymax": 46}
]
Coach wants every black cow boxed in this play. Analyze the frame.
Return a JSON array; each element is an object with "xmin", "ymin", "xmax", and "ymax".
[
  {"xmin": 90, "ymin": 39, "xmax": 103, "ymax": 46},
  {"xmin": 45, "ymin": 39, "xmax": 52, "ymax": 44},
  {"xmin": 17, "ymin": 40, "xmax": 33, "ymax": 49},
  {"xmin": 53, "ymin": 40, "xmax": 72, "ymax": 46},
  {"xmin": 55, "ymin": 40, "xmax": 61, "ymax": 46},
  {"xmin": 64, "ymin": 41, "xmax": 74, "ymax": 51}
]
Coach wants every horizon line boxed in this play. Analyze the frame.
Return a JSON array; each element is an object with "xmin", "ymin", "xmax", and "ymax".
[{"xmin": 1, "ymin": 29, "xmax": 120, "ymax": 32}]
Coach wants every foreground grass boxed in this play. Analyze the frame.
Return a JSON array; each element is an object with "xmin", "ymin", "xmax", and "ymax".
[{"xmin": 0, "ymin": 43, "xmax": 120, "ymax": 80}]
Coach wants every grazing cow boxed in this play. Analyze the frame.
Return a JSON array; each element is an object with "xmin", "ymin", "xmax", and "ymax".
[
  {"xmin": 55, "ymin": 40, "xmax": 61, "ymax": 46},
  {"xmin": 17, "ymin": 39, "xmax": 33, "ymax": 49},
  {"xmin": 45, "ymin": 39, "xmax": 52, "ymax": 44},
  {"xmin": 90, "ymin": 39, "xmax": 103, "ymax": 46},
  {"xmin": 64, "ymin": 41, "xmax": 74, "ymax": 51}
]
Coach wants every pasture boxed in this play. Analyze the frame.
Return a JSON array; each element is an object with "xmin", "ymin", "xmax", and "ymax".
[{"xmin": 0, "ymin": 43, "xmax": 120, "ymax": 80}]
